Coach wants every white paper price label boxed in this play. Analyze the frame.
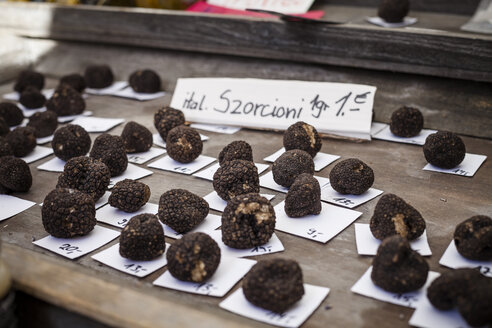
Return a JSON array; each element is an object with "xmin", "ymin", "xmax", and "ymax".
[
  {"xmin": 147, "ymin": 155, "xmax": 216, "ymax": 175},
  {"xmin": 0, "ymin": 195, "xmax": 35, "ymax": 221},
  {"xmin": 127, "ymin": 147, "xmax": 166, "ymax": 164},
  {"xmin": 320, "ymin": 183, "xmax": 383, "ymax": 209},
  {"xmin": 21, "ymin": 146, "xmax": 53, "ymax": 164},
  {"xmin": 209, "ymin": 230, "xmax": 284, "ymax": 258},
  {"xmin": 96, "ymin": 203, "xmax": 159, "ymax": 228},
  {"xmin": 423, "ymin": 153, "xmax": 487, "ymax": 177},
  {"xmin": 439, "ymin": 241, "xmax": 492, "ymax": 277}
]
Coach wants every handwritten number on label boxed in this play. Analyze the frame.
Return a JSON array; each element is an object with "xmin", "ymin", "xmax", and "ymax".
[
  {"xmin": 392, "ymin": 293, "xmax": 418, "ymax": 306},
  {"xmin": 117, "ymin": 218, "xmax": 128, "ymax": 227},
  {"xmin": 173, "ymin": 167, "xmax": 190, "ymax": 173},
  {"xmin": 332, "ymin": 197, "xmax": 355, "ymax": 206},
  {"xmin": 453, "ymin": 169, "xmax": 469, "ymax": 176},
  {"xmin": 307, "ymin": 228, "xmax": 323, "ymax": 239},
  {"xmin": 475, "ymin": 266, "xmax": 491, "ymax": 275},
  {"xmin": 251, "ymin": 245, "xmax": 272, "ymax": 253},
  {"xmin": 59, "ymin": 243, "xmax": 82, "ymax": 255},
  {"xmin": 194, "ymin": 282, "xmax": 217, "ymax": 294},
  {"xmin": 266, "ymin": 311, "xmax": 296, "ymax": 324},
  {"xmin": 124, "ymin": 264, "xmax": 147, "ymax": 273}
]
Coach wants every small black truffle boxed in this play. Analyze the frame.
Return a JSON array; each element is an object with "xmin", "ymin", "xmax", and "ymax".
[
  {"xmin": 119, "ymin": 214, "xmax": 166, "ymax": 261},
  {"xmin": 329, "ymin": 158, "xmax": 374, "ymax": 195},
  {"xmin": 84, "ymin": 65, "xmax": 114, "ymax": 89},
  {"xmin": 121, "ymin": 121, "xmax": 152, "ymax": 153},
  {"xmin": 42, "ymin": 188, "xmax": 96, "ymax": 238},
  {"xmin": 0, "ymin": 156, "xmax": 32, "ymax": 193},
  {"xmin": 154, "ymin": 106, "xmax": 185, "ymax": 141},
  {"xmin": 454, "ymin": 215, "xmax": 492, "ymax": 261},
  {"xmin": 59, "ymin": 73, "xmax": 86, "ymax": 93},
  {"xmin": 272, "ymin": 149, "xmax": 314, "ymax": 188},
  {"xmin": 14, "ymin": 70, "xmax": 45, "ymax": 93},
  {"xmin": 390, "ymin": 106, "xmax": 424, "ymax": 137},
  {"xmin": 0, "ymin": 102, "xmax": 24, "ymax": 127},
  {"xmin": 243, "ymin": 259, "xmax": 304, "ymax": 313},
  {"xmin": 0, "ymin": 137, "xmax": 13, "ymax": 157},
  {"xmin": 27, "ymin": 111, "xmax": 58, "ymax": 138},
  {"xmin": 57, "ymin": 156, "xmax": 111, "ymax": 201},
  {"xmin": 52, "ymin": 124, "xmax": 91, "ymax": 161},
  {"xmin": 283, "ymin": 121, "xmax": 322, "ymax": 158},
  {"xmin": 166, "ymin": 126, "xmax": 202, "ymax": 163},
  {"xmin": 90, "ymin": 134, "xmax": 128, "ymax": 177},
  {"xmin": 222, "ymin": 193, "xmax": 276, "ymax": 249},
  {"xmin": 285, "ymin": 173, "xmax": 321, "ymax": 218},
  {"xmin": 423, "ymin": 131, "xmax": 466, "ymax": 169},
  {"xmin": 158, "ymin": 189, "xmax": 209, "ymax": 234},
  {"xmin": 370, "ymin": 194, "xmax": 426, "ymax": 241},
  {"xmin": 46, "ymin": 85, "xmax": 85, "ymax": 117},
  {"xmin": 0, "ymin": 118, "xmax": 9, "ymax": 137},
  {"xmin": 378, "ymin": 0, "xmax": 409, "ymax": 23},
  {"xmin": 19, "ymin": 86, "xmax": 46, "ymax": 109},
  {"xmin": 371, "ymin": 235, "xmax": 429, "ymax": 293},
  {"xmin": 109, "ymin": 179, "xmax": 151, "ymax": 213},
  {"xmin": 213, "ymin": 160, "xmax": 259, "ymax": 201},
  {"xmin": 6, "ymin": 127, "xmax": 37, "ymax": 157},
  {"xmin": 166, "ymin": 232, "xmax": 221, "ymax": 283},
  {"xmin": 218, "ymin": 140, "xmax": 253, "ymax": 165},
  {"xmin": 129, "ymin": 69, "xmax": 161, "ymax": 93}
]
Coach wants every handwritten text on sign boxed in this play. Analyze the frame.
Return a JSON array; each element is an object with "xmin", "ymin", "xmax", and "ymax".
[{"xmin": 170, "ymin": 78, "xmax": 376, "ymax": 140}]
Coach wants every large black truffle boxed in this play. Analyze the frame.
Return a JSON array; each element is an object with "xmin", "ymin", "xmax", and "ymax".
[
  {"xmin": 158, "ymin": 189, "xmax": 209, "ymax": 234},
  {"xmin": 0, "ymin": 103, "xmax": 24, "ymax": 127},
  {"xmin": 6, "ymin": 127, "xmax": 37, "ymax": 157},
  {"xmin": 213, "ymin": 160, "xmax": 259, "ymax": 201},
  {"xmin": 243, "ymin": 259, "xmax": 304, "ymax": 313},
  {"xmin": 0, "ymin": 156, "xmax": 32, "ymax": 193},
  {"xmin": 129, "ymin": 69, "xmax": 161, "ymax": 93},
  {"xmin": 90, "ymin": 134, "xmax": 128, "ymax": 177},
  {"xmin": 285, "ymin": 173, "xmax": 321, "ymax": 218},
  {"xmin": 27, "ymin": 111, "xmax": 58, "ymax": 138},
  {"xmin": 329, "ymin": 158, "xmax": 374, "ymax": 195},
  {"xmin": 121, "ymin": 121, "xmax": 152, "ymax": 153},
  {"xmin": 371, "ymin": 235, "xmax": 429, "ymax": 293},
  {"xmin": 52, "ymin": 124, "xmax": 91, "ymax": 161},
  {"xmin": 423, "ymin": 131, "xmax": 466, "ymax": 169},
  {"xmin": 59, "ymin": 73, "xmax": 86, "ymax": 93},
  {"xmin": 119, "ymin": 214, "xmax": 166, "ymax": 261},
  {"xmin": 46, "ymin": 85, "xmax": 85, "ymax": 117},
  {"xmin": 57, "ymin": 156, "xmax": 110, "ymax": 201},
  {"xmin": 222, "ymin": 193, "xmax": 276, "ymax": 249},
  {"xmin": 378, "ymin": 0, "xmax": 409, "ymax": 23},
  {"xmin": 166, "ymin": 126, "xmax": 202, "ymax": 163},
  {"xmin": 154, "ymin": 106, "xmax": 185, "ymax": 141},
  {"xmin": 84, "ymin": 65, "xmax": 114, "ymax": 89},
  {"xmin": 14, "ymin": 70, "xmax": 45, "ymax": 93},
  {"xmin": 283, "ymin": 121, "xmax": 322, "ymax": 158},
  {"xmin": 42, "ymin": 188, "xmax": 96, "ymax": 238},
  {"xmin": 166, "ymin": 232, "xmax": 221, "ymax": 283},
  {"xmin": 109, "ymin": 179, "xmax": 150, "ymax": 213},
  {"xmin": 218, "ymin": 140, "xmax": 253, "ymax": 165},
  {"xmin": 390, "ymin": 106, "xmax": 424, "ymax": 137},
  {"xmin": 454, "ymin": 215, "xmax": 492, "ymax": 261},
  {"xmin": 19, "ymin": 86, "xmax": 46, "ymax": 109},
  {"xmin": 0, "ymin": 137, "xmax": 13, "ymax": 157},
  {"xmin": 272, "ymin": 149, "xmax": 314, "ymax": 188},
  {"xmin": 0, "ymin": 118, "xmax": 9, "ymax": 137},
  {"xmin": 370, "ymin": 194, "xmax": 425, "ymax": 241}
]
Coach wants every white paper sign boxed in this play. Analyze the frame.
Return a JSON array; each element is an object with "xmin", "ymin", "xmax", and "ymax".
[
  {"xmin": 96, "ymin": 203, "xmax": 159, "ymax": 228},
  {"xmin": 33, "ymin": 225, "xmax": 120, "ymax": 259},
  {"xmin": 320, "ymin": 183, "xmax": 383, "ymax": 209},
  {"xmin": 409, "ymin": 294, "xmax": 474, "ymax": 328},
  {"xmin": 152, "ymin": 133, "xmax": 209, "ymax": 149},
  {"xmin": 37, "ymin": 134, "xmax": 54, "ymax": 145},
  {"xmin": 263, "ymin": 148, "xmax": 340, "ymax": 172},
  {"xmin": 207, "ymin": 0, "xmax": 315, "ymax": 14},
  {"xmin": 57, "ymin": 111, "xmax": 93, "ymax": 123},
  {"xmin": 190, "ymin": 123, "xmax": 241, "ymax": 134},
  {"xmin": 170, "ymin": 78, "xmax": 376, "ymax": 140},
  {"xmin": 366, "ymin": 16, "xmax": 418, "ymax": 28},
  {"xmin": 147, "ymin": 155, "xmax": 216, "ymax": 175},
  {"xmin": 354, "ymin": 223, "xmax": 432, "ymax": 256},
  {"xmin": 21, "ymin": 146, "xmax": 54, "ymax": 164},
  {"xmin": 153, "ymin": 257, "xmax": 256, "ymax": 297},
  {"xmin": 112, "ymin": 86, "xmax": 166, "ymax": 101},
  {"xmin": 203, "ymin": 191, "xmax": 275, "ymax": 212},
  {"xmin": 37, "ymin": 157, "xmax": 67, "ymax": 173},
  {"xmin": 209, "ymin": 230, "xmax": 284, "ymax": 258},
  {"xmin": 162, "ymin": 214, "xmax": 222, "ymax": 239},
  {"xmin": 259, "ymin": 171, "xmax": 330, "ymax": 193},
  {"xmin": 220, "ymin": 284, "xmax": 330, "ymax": 328},
  {"xmin": 92, "ymin": 243, "xmax": 170, "ymax": 277},
  {"xmin": 371, "ymin": 124, "xmax": 437, "ymax": 145},
  {"xmin": 69, "ymin": 116, "xmax": 125, "ymax": 133},
  {"xmin": 127, "ymin": 147, "xmax": 166, "ymax": 164},
  {"xmin": 439, "ymin": 241, "xmax": 492, "ymax": 277},
  {"xmin": 108, "ymin": 164, "xmax": 153, "ymax": 189},
  {"xmin": 0, "ymin": 195, "xmax": 36, "ymax": 221},
  {"xmin": 85, "ymin": 81, "xmax": 129, "ymax": 95},
  {"xmin": 423, "ymin": 153, "xmax": 487, "ymax": 177},
  {"xmin": 193, "ymin": 162, "xmax": 269, "ymax": 181}
]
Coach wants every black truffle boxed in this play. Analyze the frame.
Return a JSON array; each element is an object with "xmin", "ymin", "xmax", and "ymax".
[
  {"xmin": 166, "ymin": 232, "xmax": 221, "ymax": 282},
  {"xmin": 0, "ymin": 137, "xmax": 13, "ymax": 157},
  {"xmin": 454, "ymin": 215, "xmax": 492, "ymax": 261},
  {"xmin": 283, "ymin": 121, "xmax": 322, "ymax": 158},
  {"xmin": 129, "ymin": 69, "xmax": 161, "ymax": 93},
  {"xmin": 19, "ymin": 86, "xmax": 46, "ymax": 109},
  {"xmin": 213, "ymin": 160, "xmax": 259, "ymax": 201},
  {"xmin": 59, "ymin": 73, "xmax": 86, "ymax": 93},
  {"xmin": 0, "ymin": 102, "xmax": 24, "ymax": 127},
  {"xmin": 285, "ymin": 173, "xmax": 321, "ymax": 218},
  {"xmin": 109, "ymin": 179, "xmax": 150, "ymax": 213},
  {"xmin": 121, "ymin": 121, "xmax": 152, "ymax": 153},
  {"xmin": 370, "ymin": 194, "xmax": 426, "ymax": 241},
  {"xmin": 166, "ymin": 125, "xmax": 202, "ymax": 163},
  {"xmin": 218, "ymin": 140, "xmax": 253, "ymax": 165},
  {"xmin": 154, "ymin": 106, "xmax": 185, "ymax": 141},
  {"xmin": 0, "ymin": 118, "xmax": 9, "ymax": 137},
  {"xmin": 378, "ymin": 0, "xmax": 409, "ymax": 23},
  {"xmin": 222, "ymin": 193, "xmax": 276, "ymax": 249},
  {"xmin": 329, "ymin": 158, "xmax": 374, "ymax": 195},
  {"xmin": 243, "ymin": 259, "xmax": 304, "ymax": 313},
  {"xmin": 90, "ymin": 134, "xmax": 128, "ymax": 177},
  {"xmin": 14, "ymin": 70, "xmax": 44, "ymax": 93},
  {"xmin": 272, "ymin": 149, "xmax": 314, "ymax": 188},
  {"xmin": 84, "ymin": 65, "xmax": 114, "ymax": 89},
  {"xmin": 158, "ymin": 189, "xmax": 209, "ymax": 234},
  {"xmin": 6, "ymin": 127, "xmax": 37, "ymax": 157},
  {"xmin": 42, "ymin": 188, "xmax": 96, "ymax": 238},
  {"xmin": 119, "ymin": 214, "xmax": 166, "ymax": 261},
  {"xmin": 390, "ymin": 106, "xmax": 424, "ymax": 137},
  {"xmin": 427, "ymin": 268, "xmax": 492, "ymax": 327},
  {"xmin": 423, "ymin": 131, "xmax": 466, "ymax": 169},
  {"xmin": 0, "ymin": 156, "xmax": 32, "ymax": 193},
  {"xmin": 57, "ymin": 156, "xmax": 110, "ymax": 201},
  {"xmin": 371, "ymin": 235, "xmax": 429, "ymax": 293},
  {"xmin": 52, "ymin": 124, "xmax": 91, "ymax": 161},
  {"xmin": 27, "ymin": 111, "xmax": 58, "ymax": 138},
  {"xmin": 46, "ymin": 85, "xmax": 85, "ymax": 117}
]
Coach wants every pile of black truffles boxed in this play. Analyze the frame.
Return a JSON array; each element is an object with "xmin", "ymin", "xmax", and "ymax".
[
  {"xmin": 283, "ymin": 121, "xmax": 322, "ymax": 157},
  {"xmin": 0, "ymin": 156, "xmax": 32, "ymax": 193},
  {"xmin": 90, "ymin": 134, "xmax": 128, "ymax": 177},
  {"xmin": 390, "ymin": 106, "xmax": 423, "ymax": 137},
  {"xmin": 329, "ymin": 158, "xmax": 374, "ymax": 195},
  {"xmin": 166, "ymin": 126, "xmax": 202, "ymax": 163},
  {"xmin": 46, "ymin": 85, "xmax": 85, "ymax": 117},
  {"xmin": 218, "ymin": 140, "xmax": 253, "ymax": 165},
  {"xmin": 121, "ymin": 121, "xmax": 153, "ymax": 153},
  {"xmin": 109, "ymin": 179, "xmax": 150, "ymax": 213},
  {"xmin": 129, "ymin": 69, "xmax": 161, "ymax": 94},
  {"xmin": 154, "ymin": 106, "xmax": 185, "ymax": 141},
  {"xmin": 84, "ymin": 65, "xmax": 114, "ymax": 89},
  {"xmin": 213, "ymin": 160, "xmax": 259, "ymax": 201},
  {"xmin": 285, "ymin": 173, "xmax": 321, "ymax": 218},
  {"xmin": 272, "ymin": 149, "xmax": 314, "ymax": 188},
  {"xmin": 52, "ymin": 124, "xmax": 91, "ymax": 161},
  {"xmin": 454, "ymin": 215, "xmax": 492, "ymax": 261},
  {"xmin": 423, "ymin": 131, "xmax": 466, "ymax": 169},
  {"xmin": 378, "ymin": 0, "xmax": 409, "ymax": 23}
]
